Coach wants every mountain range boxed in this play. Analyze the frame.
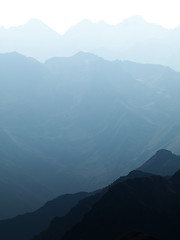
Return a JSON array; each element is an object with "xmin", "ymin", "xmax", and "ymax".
[
  {"xmin": 1, "ymin": 51, "xmax": 180, "ymax": 219},
  {"xmin": 1, "ymin": 16, "xmax": 180, "ymax": 70},
  {"xmin": 1, "ymin": 13, "xmax": 180, "ymax": 240},
  {"xmin": 34, "ymin": 151, "xmax": 180, "ymax": 240},
  {"xmin": 61, "ymin": 171, "xmax": 180, "ymax": 240},
  {"xmin": 0, "ymin": 149, "xmax": 179, "ymax": 240},
  {"xmin": 0, "ymin": 192, "xmax": 90, "ymax": 240}
]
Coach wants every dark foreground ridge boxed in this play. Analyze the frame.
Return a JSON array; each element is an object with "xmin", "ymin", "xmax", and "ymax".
[
  {"xmin": 33, "ymin": 170, "xmax": 155, "ymax": 240},
  {"xmin": 0, "ymin": 192, "xmax": 90, "ymax": 240},
  {"xmin": 60, "ymin": 171, "xmax": 180, "ymax": 240},
  {"xmin": 1, "ymin": 150, "xmax": 180, "ymax": 240}
]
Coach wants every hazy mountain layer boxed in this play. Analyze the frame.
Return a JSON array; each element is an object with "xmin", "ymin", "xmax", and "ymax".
[
  {"xmin": 0, "ymin": 192, "xmax": 90, "ymax": 240},
  {"xmin": 0, "ymin": 51, "xmax": 180, "ymax": 218},
  {"xmin": 1, "ymin": 16, "xmax": 180, "ymax": 70}
]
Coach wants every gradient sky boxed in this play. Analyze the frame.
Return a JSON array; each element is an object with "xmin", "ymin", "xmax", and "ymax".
[{"xmin": 0, "ymin": 0, "xmax": 179, "ymax": 34}]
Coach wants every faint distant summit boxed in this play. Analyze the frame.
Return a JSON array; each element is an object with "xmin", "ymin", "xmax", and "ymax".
[
  {"xmin": 72, "ymin": 51, "xmax": 104, "ymax": 61},
  {"xmin": 138, "ymin": 149, "xmax": 180, "ymax": 176},
  {"xmin": 26, "ymin": 18, "xmax": 47, "ymax": 26},
  {"xmin": 1, "ymin": 16, "xmax": 180, "ymax": 70},
  {"xmin": 121, "ymin": 15, "xmax": 147, "ymax": 24}
]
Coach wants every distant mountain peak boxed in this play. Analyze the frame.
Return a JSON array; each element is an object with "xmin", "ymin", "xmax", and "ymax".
[
  {"xmin": 26, "ymin": 18, "xmax": 47, "ymax": 26},
  {"xmin": 73, "ymin": 51, "xmax": 97, "ymax": 57},
  {"xmin": 121, "ymin": 15, "xmax": 147, "ymax": 25},
  {"xmin": 72, "ymin": 51, "xmax": 104, "ymax": 61},
  {"xmin": 156, "ymin": 149, "xmax": 173, "ymax": 156},
  {"xmin": 0, "ymin": 51, "xmax": 27, "ymax": 60},
  {"xmin": 138, "ymin": 149, "xmax": 180, "ymax": 176},
  {"xmin": 8, "ymin": 18, "xmax": 61, "ymax": 37}
]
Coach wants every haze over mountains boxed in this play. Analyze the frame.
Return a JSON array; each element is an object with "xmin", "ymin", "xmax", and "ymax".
[
  {"xmin": 1, "ymin": 10, "xmax": 180, "ymax": 240},
  {"xmin": 1, "ymin": 51, "xmax": 180, "ymax": 219},
  {"xmin": 1, "ymin": 16, "xmax": 180, "ymax": 70}
]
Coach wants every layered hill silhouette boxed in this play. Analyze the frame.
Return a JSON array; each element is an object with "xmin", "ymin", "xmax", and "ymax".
[
  {"xmin": 32, "ymin": 171, "xmax": 153, "ymax": 240},
  {"xmin": 0, "ymin": 192, "xmax": 90, "ymax": 240},
  {"xmin": 138, "ymin": 149, "xmax": 180, "ymax": 175},
  {"xmin": 1, "ymin": 51, "xmax": 180, "ymax": 218},
  {"xmin": 31, "ymin": 151, "xmax": 180, "ymax": 240},
  {"xmin": 46, "ymin": 171, "xmax": 180, "ymax": 240},
  {"xmin": 1, "ymin": 16, "xmax": 180, "ymax": 70},
  {"xmin": 1, "ymin": 150, "xmax": 179, "ymax": 240}
]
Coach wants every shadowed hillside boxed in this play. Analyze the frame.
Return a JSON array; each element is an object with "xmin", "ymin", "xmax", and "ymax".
[{"xmin": 0, "ymin": 51, "xmax": 180, "ymax": 218}]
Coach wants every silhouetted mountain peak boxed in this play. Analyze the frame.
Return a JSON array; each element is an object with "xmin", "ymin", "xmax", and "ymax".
[
  {"xmin": 138, "ymin": 149, "xmax": 180, "ymax": 176},
  {"xmin": 156, "ymin": 149, "xmax": 173, "ymax": 156},
  {"xmin": 121, "ymin": 15, "xmax": 147, "ymax": 25},
  {"xmin": 60, "ymin": 173, "xmax": 180, "ymax": 240}
]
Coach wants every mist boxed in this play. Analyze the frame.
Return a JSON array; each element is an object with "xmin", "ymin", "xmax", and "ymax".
[{"xmin": 0, "ymin": 10, "xmax": 180, "ymax": 240}]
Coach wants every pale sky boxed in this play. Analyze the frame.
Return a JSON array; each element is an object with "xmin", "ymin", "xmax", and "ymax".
[{"xmin": 0, "ymin": 0, "xmax": 180, "ymax": 34}]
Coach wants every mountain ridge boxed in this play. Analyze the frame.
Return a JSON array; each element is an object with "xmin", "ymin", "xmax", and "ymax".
[
  {"xmin": 1, "ymin": 52, "xmax": 180, "ymax": 219},
  {"xmin": 0, "ymin": 16, "xmax": 180, "ymax": 70},
  {"xmin": 0, "ymin": 149, "xmax": 179, "ymax": 240},
  {"xmin": 138, "ymin": 149, "xmax": 180, "ymax": 176}
]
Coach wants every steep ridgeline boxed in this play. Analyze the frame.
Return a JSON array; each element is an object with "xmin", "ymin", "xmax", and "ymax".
[
  {"xmin": 138, "ymin": 149, "xmax": 180, "ymax": 175},
  {"xmin": 32, "ymin": 150, "xmax": 179, "ymax": 240},
  {"xmin": 41, "ymin": 171, "xmax": 180, "ymax": 240},
  {"xmin": 0, "ymin": 52, "xmax": 180, "ymax": 218},
  {"xmin": 0, "ymin": 192, "xmax": 90, "ymax": 240},
  {"xmin": 0, "ymin": 150, "xmax": 178, "ymax": 240},
  {"xmin": 0, "ymin": 172, "xmax": 153, "ymax": 240},
  {"xmin": 1, "ymin": 16, "xmax": 180, "ymax": 71},
  {"xmin": 33, "ymin": 170, "xmax": 152, "ymax": 240}
]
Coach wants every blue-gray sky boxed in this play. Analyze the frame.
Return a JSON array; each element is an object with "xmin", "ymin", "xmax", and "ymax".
[{"xmin": 0, "ymin": 0, "xmax": 179, "ymax": 33}]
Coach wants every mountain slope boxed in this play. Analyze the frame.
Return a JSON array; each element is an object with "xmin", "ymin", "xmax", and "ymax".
[
  {"xmin": 0, "ymin": 19, "xmax": 62, "ymax": 61},
  {"xmin": 33, "ymin": 170, "xmax": 153, "ymax": 240},
  {"xmin": 1, "ymin": 150, "xmax": 180, "ymax": 240},
  {"xmin": 33, "ymin": 168, "xmax": 180, "ymax": 240},
  {"xmin": 0, "ymin": 192, "xmax": 89, "ymax": 240},
  {"xmin": 138, "ymin": 149, "xmax": 180, "ymax": 175},
  {"xmin": 1, "ymin": 52, "xmax": 180, "ymax": 218},
  {"xmin": 0, "ymin": 171, "xmax": 152, "ymax": 240},
  {"xmin": 62, "ymin": 172, "xmax": 180, "ymax": 240}
]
